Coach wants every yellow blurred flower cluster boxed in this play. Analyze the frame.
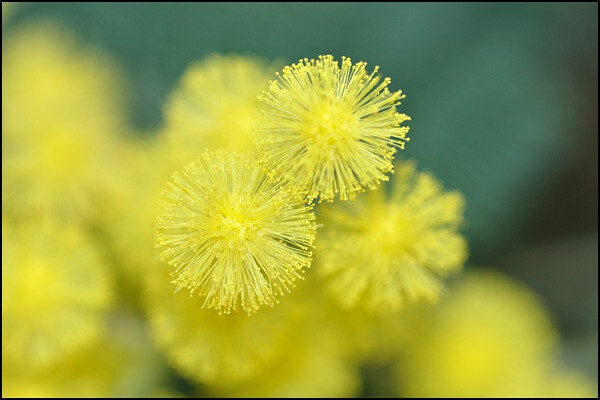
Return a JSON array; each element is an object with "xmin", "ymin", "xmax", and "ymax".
[
  {"xmin": 2, "ymin": 21, "xmax": 166, "ymax": 397},
  {"xmin": 2, "ymin": 18, "xmax": 596, "ymax": 398}
]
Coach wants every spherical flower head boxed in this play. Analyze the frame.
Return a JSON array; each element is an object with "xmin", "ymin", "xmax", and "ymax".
[
  {"xmin": 315, "ymin": 160, "xmax": 467, "ymax": 312},
  {"xmin": 223, "ymin": 332, "xmax": 359, "ymax": 398},
  {"xmin": 156, "ymin": 150, "xmax": 317, "ymax": 314},
  {"xmin": 3, "ymin": 324, "xmax": 166, "ymax": 398},
  {"xmin": 218, "ymin": 279, "xmax": 361, "ymax": 397},
  {"xmin": 163, "ymin": 55, "xmax": 276, "ymax": 162},
  {"xmin": 1, "ymin": 221, "xmax": 112, "ymax": 370},
  {"xmin": 2, "ymin": 21, "xmax": 127, "ymax": 222},
  {"xmin": 145, "ymin": 270, "xmax": 295, "ymax": 385},
  {"xmin": 256, "ymin": 54, "xmax": 410, "ymax": 203},
  {"xmin": 99, "ymin": 135, "xmax": 174, "ymax": 307},
  {"xmin": 2, "ymin": 21, "xmax": 126, "ymax": 141},
  {"xmin": 396, "ymin": 270, "xmax": 560, "ymax": 397}
]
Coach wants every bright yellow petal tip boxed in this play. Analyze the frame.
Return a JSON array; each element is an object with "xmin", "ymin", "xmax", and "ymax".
[
  {"xmin": 315, "ymin": 160, "xmax": 467, "ymax": 312},
  {"xmin": 156, "ymin": 150, "xmax": 317, "ymax": 314},
  {"xmin": 257, "ymin": 54, "xmax": 410, "ymax": 203}
]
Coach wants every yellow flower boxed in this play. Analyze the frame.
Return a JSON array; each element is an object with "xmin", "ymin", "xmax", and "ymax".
[
  {"xmin": 156, "ymin": 150, "xmax": 316, "ymax": 314},
  {"xmin": 331, "ymin": 303, "xmax": 418, "ymax": 363},
  {"xmin": 396, "ymin": 270, "xmax": 559, "ymax": 397},
  {"xmin": 145, "ymin": 270, "xmax": 295, "ymax": 385},
  {"xmin": 1, "ymin": 221, "xmax": 112, "ymax": 370},
  {"xmin": 146, "ymin": 270, "xmax": 358, "ymax": 395},
  {"xmin": 2, "ymin": 21, "xmax": 127, "ymax": 222},
  {"xmin": 100, "ymin": 134, "xmax": 172, "ymax": 306},
  {"xmin": 257, "ymin": 54, "xmax": 410, "ymax": 202},
  {"xmin": 315, "ymin": 160, "xmax": 467, "ymax": 312},
  {"xmin": 2, "ymin": 21, "xmax": 125, "ymax": 140},
  {"xmin": 229, "ymin": 339, "xmax": 358, "ymax": 398},
  {"xmin": 219, "ymin": 277, "xmax": 361, "ymax": 397},
  {"xmin": 2, "ymin": 317, "xmax": 167, "ymax": 398},
  {"xmin": 163, "ymin": 54, "xmax": 276, "ymax": 162}
]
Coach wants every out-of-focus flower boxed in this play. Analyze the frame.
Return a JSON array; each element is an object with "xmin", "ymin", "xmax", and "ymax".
[
  {"xmin": 146, "ymin": 269, "xmax": 359, "ymax": 395},
  {"xmin": 2, "ymin": 21, "xmax": 127, "ymax": 222},
  {"xmin": 332, "ymin": 303, "xmax": 418, "ymax": 363},
  {"xmin": 145, "ymin": 270, "xmax": 296, "ymax": 385},
  {"xmin": 315, "ymin": 160, "xmax": 467, "ymax": 312},
  {"xmin": 1, "ymin": 221, "xmax": 112, "ymax": 370},
  {"xmin": 396, "ymin": 270, "xmax": 565, "ymax": 397},
  {"xmin": 220, "ymin": 277, "xmax": 361, "ymax": 397},
  {"xmin": 226, "ymin": 336, "xmax": 358, "ymax": 398},
  {"xmin": 100, "ymin": 134, "xmax": 172, "ymax": 306},
  {"xmin": 257, "ymin": 55, "xmax": 410, "ymax": 202},
  {"xmin": 163, "ymin": 55, "xmax": 276, "ymax": 163},
  {"xmin": 156, "ymin": 150, "xmax": 316, "ymax": 314},
  {"xmin": 2, "ymin": 313, "xmax": 167, "ymax": 398}
]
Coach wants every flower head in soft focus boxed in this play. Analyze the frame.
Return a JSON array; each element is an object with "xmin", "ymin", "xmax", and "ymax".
[
  {"xmin": 156, "ymin": 150, "xmax": 316, "ymax": 314},
  {"xmin": 220, "ymin": 278, "xmax": 361, "ymax": 397},
  {"xmin": 2, "ymin": 21, "xmax": 127, "ymax": 222},
  {"xmin": 163, "ymin": 55, "xmax": 276, "ymax": 162},
  {"xmin": 99, "ymin": 134, "xmax": 173, "ymax": 306},
  {"xmin": 2, "ymin": 317, "xmax": 167, "ymax": 398},
  {"xmin": 145, "ymin": 270, "xmax": 295, "ymax": 385},
  {"xmin": 257, "ymin": 54, "xmax": 410, "ymax": 202},
  {"xmin": 395, "ymin": 270, "xmax": 597, "ymax": 398},
  {"xmin": 315, "ymin": 160, "xmax": 467, "ymax": 312},
  {"xmin": 1, "ymin": 221, "xmax": 112, "ymax": 370},
  {"xmin": 146, "ymin": 270, "xmax": 359, "ymax": 395}
]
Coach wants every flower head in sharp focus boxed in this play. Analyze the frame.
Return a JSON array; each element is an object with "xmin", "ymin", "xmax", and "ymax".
[
  {"xmin": 315, "ymin": 160, "xmax": 468, "ymax": 312},
  {"xmin": 1, "ymin": 221, "xmax": 112, "ymax": 370},
  {"xmin": 256, "ymin": 55, "xmax": 410, "ymax": 203},
  {"xmin": 163, "ymin": 55, "xmax": 276, "ymax": 162},
  {"xmin": 156, "ymin": 150, "xmax": 316, "ymax": 314}
]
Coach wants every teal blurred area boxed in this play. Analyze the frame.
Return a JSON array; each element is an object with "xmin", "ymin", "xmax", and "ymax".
[
  {"xmin": 4, "ymin": 0, "xmax": 597, "ymax": 382},
  {"xmin": 5, "ymin": 3, "xmax": 596, "ymax": 258}
]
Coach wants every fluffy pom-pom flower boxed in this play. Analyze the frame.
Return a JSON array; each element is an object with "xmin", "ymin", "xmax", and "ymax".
[
  {"xmin": 2, "ymin": 21, "xmax": 126, "ymax": 222},
  {"xmin": 156, "ymin": 150, "xmax": 316, "ymax": 314},
  {"xmin": 2, "ymin": 221, "xmax": 112, "ymax": 370},
  {"xmin": 163, "ymin": 55, "xmax": 276, "ymax": 161},
  {"xmin": 315, "ymin": 161, "xmax": 467, "ymax": 312},
  {"xmin": 257, "ymin": 55, "xmax": 410, "ymax": 202},
  {"xmin": 145, "ymin": 270, "xmax": 294, "ymax": 385},
  {"xmin": 396, "ymin": 271, "xmax": 561, "ymax": 397}
]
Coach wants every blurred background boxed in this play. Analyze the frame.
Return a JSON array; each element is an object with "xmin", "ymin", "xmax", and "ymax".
[{"xmin": 2, "ymin": 2, "xmax": 597, "ymax": 397}]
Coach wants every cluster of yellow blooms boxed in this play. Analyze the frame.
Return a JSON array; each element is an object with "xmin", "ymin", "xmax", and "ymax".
[
  {"xmin": 2, "ymin": 18, "xmax": 596, "ymax": 398},
  {"xmin": 156, "ymin": 53, "xmax": 427, "ymax": 316},
  {"xmin": 2, "ymin": 21, "xmax": 165, "ymax": 397}
]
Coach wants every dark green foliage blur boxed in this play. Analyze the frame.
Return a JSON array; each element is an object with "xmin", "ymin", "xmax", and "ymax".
[{"xmin": 4, "ymin": 1, "xmax": 597, "ymax": 390}]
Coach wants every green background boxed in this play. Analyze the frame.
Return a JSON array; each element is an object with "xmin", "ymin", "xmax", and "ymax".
[{"xmin": 4, "ymin": 1, "xmax": 597, "ymax": 386}]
